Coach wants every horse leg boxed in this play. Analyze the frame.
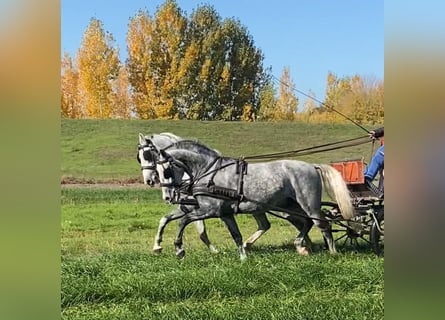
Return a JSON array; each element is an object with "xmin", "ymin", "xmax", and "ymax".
[
  {"xmin": 265, "ymin": 210, "xmax": 315, "ymax": 253},
  {"xmin": 293, "ymin": 217, "xmax": 314, "ymax": 256},
  {"xmin": 173, "ymin": 210, "xmax": 217, "ymax": 259},
  {"xmin": 153, "ymin": 206, "xmax": 188, "ymax": 253},
  {"xmin": 314, "ymin": 215, "xmax": 337, "ymax": 254},
  {"xmin": 220, "ymin": 215, "xmax": 247, "ymax": 261},
  {"xmin": 243, "ymin": 212, "xmax": 270, "ymax": 251},
  {"xmin": 192, "ymin": 220, "xmax": 218, "ymax": 253}
]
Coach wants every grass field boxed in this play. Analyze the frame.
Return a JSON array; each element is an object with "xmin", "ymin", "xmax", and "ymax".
[
  {"xmin": 61, "ymin": 119, "xmax": 384, "ymax": 319},
  {"xmin": 61, "ymin": 187, "xmax": 384, "ymax": 320},
  {"xmin": 61, "ymin": 119, "xmax": 376, "ymax": 182}
]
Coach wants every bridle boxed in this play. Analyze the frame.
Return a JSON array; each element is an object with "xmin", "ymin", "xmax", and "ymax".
[
  {"xmin": 156, "ymin": 152, "xmax": 194, "ymax": 190},
  {"xmin": 137, "ymin": 144, "xmax": 158, "ymax": 171}
]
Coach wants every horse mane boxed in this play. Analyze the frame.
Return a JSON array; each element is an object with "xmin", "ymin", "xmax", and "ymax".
[
  {"xmin": 164, "ymin": 140, "xmax": 221, "ymax": 157},
  {"xmin": 158, "ymin": 132, "xmax": 182, "ymax": 141}
]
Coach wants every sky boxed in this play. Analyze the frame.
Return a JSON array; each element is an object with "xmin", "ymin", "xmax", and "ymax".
[{"xmin": 61, "ymin": 0, "xmax": 383, "ymax": 102}]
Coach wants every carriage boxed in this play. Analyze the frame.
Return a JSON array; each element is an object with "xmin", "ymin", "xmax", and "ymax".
[
  {"xmin": 137, "ymin": 133, "xmax": 384, "ymax": 259},
  {"xmin": 323, "ymin": 158, "xmax": 384, "ymax": 256}
]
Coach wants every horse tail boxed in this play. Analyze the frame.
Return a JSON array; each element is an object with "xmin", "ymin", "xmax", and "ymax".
[{"xmin": 316, "ymin": 164, "xmax": 355, "ymax": 220}]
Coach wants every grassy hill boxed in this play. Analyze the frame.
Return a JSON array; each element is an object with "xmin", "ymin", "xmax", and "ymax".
[{"xmin": 61, "ymin": 119, "xmax": 376, "ymax": 183}]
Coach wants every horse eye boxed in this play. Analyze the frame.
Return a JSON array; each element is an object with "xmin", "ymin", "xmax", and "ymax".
[{"xmin": 164, "ymin": 167, "xmax": 173, "ymax": 179}]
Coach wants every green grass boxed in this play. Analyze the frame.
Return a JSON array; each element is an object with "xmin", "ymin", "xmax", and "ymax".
[
  {"xmin": 61, "ymin": 187, "xmax": 384, "ymax": 320},
  {"xmin": 61, "ymin": 119, "xmax": 375, "ymax": 182}
]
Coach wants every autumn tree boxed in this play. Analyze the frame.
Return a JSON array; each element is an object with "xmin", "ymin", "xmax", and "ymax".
[
  {"xmin": 321, "ymin": 72, "xmax": 384, "ymax": 124},
  {"xmin": 126, "ymin": 10, "xmax": 156, "ymax": 119},
  {"xmin": 61, "ymin": 52, "xmax": 82, "ymax": 118},
  {"xmin": 78, "ymin": 18, "xmax": 120, "ymax": 119},
  {"xmin": 257, "ymin": 81, "xmax": 276, "ymax": 121},
  {"xmin": 274, "ymin": 67, "xmax": 298, "ymax": 120},
  {"xmin": 110, "ymin": 66, "xmax": 132, "ymax": 118},
  {"xmin": 298, "ymin": 90, "xmax": 319, "ymax": 123},
  {"xmin": 151, "ymin": 0, "xmax": 187, "ymax": 118},
  {"xmin": 126, "ymin": 0, "xmax": 268, "ymax": 120},
  {"xmin": 322, "ymin": 71, "xmax": 353, "ymax": 123}
]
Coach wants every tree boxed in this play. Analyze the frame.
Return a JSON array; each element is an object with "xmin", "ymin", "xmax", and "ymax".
[
  {"xmin": 151, "ymin": 0, "xmax": 187, "ymax": 119},
  {"xmin": 78, "ymin": 18, "xmax": 120, "ymax": 118},
  {"xmin": 219, "ymin": 18, "xmax": 267, "ymax": 121},
  {"xmin": 257, "ymin": 81, "xmax": 276, "ymax": 121},
  {"xmin": 61, "ymin": 52, "xmax": 81, "ymax": 118},
  {"xmin": 322, "ymin": 72, "xmax": 384, "ymax": 124},
  {"xmin": 111, "ymin": 66, "xmax": 132, "ymax": 119},
  {"xmin": 179, "ymin": 4, "xmax": 225, "ymax": 120},
  {"xmin": 126, "ymin": 10, "xmax": 156, "ymax": 119},
  {"xmin": 299, "ymin": 90, "xmax": 318, "ymax": 123},
  {"xmin": 274, "ymin": 67, "xmax": 298, "ymax": 120},
  {"xmin": 323, "ymin": 71, "xmax": 352, "ymax": 123},
  {"xmin": 126, "ymin": 1, "xmax": 269, "ymax": 120}
]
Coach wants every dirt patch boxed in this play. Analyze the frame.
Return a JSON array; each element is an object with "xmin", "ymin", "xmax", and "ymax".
[
  {"xmin": 61, "ymin": 176, "xmax": 141, "ymax": 185},
  {"xmin": 60, "ymin": 176, "xmax": 151, "ymax": 189},
  {"xmin": 61, "ymin": 183, "xmax": 151, "ymax": 189}
]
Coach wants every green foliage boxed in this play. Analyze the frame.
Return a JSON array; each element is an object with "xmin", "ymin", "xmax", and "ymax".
[
  {"xmin": 257, "ymin": 81, "xmax": 277, "ymax": 121},
  {"xmin": 61, "ymin": 187, "xmax": 384, "ymax": 319}
]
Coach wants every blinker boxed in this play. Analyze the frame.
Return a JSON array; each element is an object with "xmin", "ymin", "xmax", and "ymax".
[{"xmin": 164, "ymin": 167, "xmax": 173, "ymax": 179}]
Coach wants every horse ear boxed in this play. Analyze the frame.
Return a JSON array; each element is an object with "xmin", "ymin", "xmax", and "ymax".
[
  {"xmin": 139, "ymin": 133, "xmax": 146, "ymax": 145},
  {"xmin": 159, "ymin": 149, "xmax": 167, "ymax": 159}
]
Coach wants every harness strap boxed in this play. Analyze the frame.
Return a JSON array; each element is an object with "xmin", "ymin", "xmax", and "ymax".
[{"xmin": 235, "ymin": 158, "xmax": 248, "ymax": 213}]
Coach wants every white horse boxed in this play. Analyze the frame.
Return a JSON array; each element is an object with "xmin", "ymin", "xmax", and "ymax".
[
  {"xmin": 155, "ymin": 140, "xmax": 355, "ymax": 260},
  {"xmin": 137, "ymin": 133, "xmax": 313, "ymax": 258}
]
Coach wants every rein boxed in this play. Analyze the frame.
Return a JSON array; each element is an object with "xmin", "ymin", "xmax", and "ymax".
[{"xmin": 243, "ymin": 135, "xmax": 371, "ymax": 162}]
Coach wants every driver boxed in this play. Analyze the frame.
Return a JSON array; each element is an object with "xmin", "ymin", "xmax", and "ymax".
[{"xmin": 364, "ymin": 127, "xmax": 384, "ymax": 198}]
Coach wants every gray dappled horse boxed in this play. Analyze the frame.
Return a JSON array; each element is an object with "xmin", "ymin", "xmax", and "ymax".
[
  {"xmin": 137, "ymin": 133, "xmax": 217, "ymax": 254},
  {"xmin": 155, "ymin": 140, "xmax": 355, "ymax": 260},
  {"xmin": 138, "ymin": 133, "xmax": 313, "ymax": 258}
]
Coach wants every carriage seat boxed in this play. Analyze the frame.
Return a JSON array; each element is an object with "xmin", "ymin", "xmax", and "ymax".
[{"xmin": 330, "ymin": 159, "xmax": 383, "ymax": 198}]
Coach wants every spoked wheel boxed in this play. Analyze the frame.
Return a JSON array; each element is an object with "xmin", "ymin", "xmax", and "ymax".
[
  {"xmin": 322, "ymin": 201, "xmax": 373, "ymax": 252},
  {"xmin": 370, "ymin": 209, "xmax": 384, "ymax": 256}
]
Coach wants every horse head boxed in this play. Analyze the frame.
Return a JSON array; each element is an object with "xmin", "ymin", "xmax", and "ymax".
[
  {"xmin": 136, "ymin": 133, "xmax": 162, "ymax": 186},
  {"xmin": 156, "ymin": 149, "xmax": 189, "ymax": 203},
  {"xmin": 136, "ymin": 133, "xmax": 183, "ymax": 187}
]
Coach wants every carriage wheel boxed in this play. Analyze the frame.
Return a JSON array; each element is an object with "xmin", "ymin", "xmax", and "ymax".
[
  {"xmin": 321, "ymin": 202, "xmax": 372, "ymax": 252},
  {"xmin": 370, "ymin": 209, "xmax": 384, "ymax": 256}
]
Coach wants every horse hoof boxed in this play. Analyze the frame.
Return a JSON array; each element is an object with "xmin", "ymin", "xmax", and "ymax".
[
  {"xmin": 243, "ymin": 242, "xmax": 253, "ymax": 251},
  {"xmin": 297, "ymin": 247, "xmax": 310, "ymax": 256},
  {"xmin": 209, "ymin": 245, "xmax": 219, "ymax": 254},
  {"xmin": 176, "ymin": 249, "xmax": 186, "ymax": 259},
  {"xmin": 153, "ymin": 246, "xmax": 163, "ymax": 254}
]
